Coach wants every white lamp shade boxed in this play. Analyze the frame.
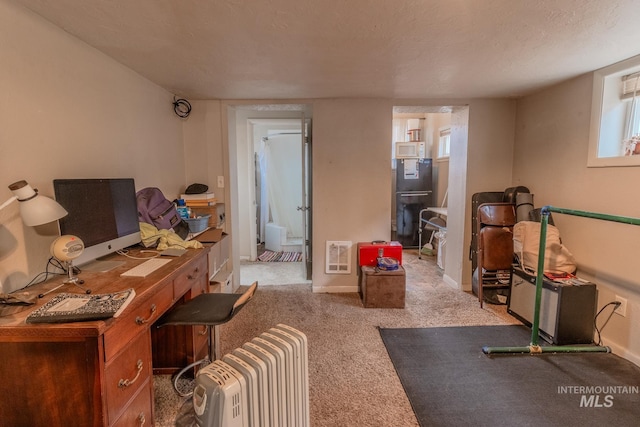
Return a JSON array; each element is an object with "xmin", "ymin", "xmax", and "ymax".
[
  {"xmin": 8, "ymin": 180, "xmax": 68, "ymax": 226},
  {"xmin": 19, "ymin": 195, "xmax": 68, "ymax": 226}
]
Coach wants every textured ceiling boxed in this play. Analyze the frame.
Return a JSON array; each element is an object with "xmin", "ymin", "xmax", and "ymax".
[{"xmin": 11, "ymin": 0, "xmax": 640, "ymax": 100}]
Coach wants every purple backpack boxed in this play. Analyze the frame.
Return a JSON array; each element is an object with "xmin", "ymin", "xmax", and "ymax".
[{"xmin": 136, "ymin": 187, "xmax": 189, "ymax": 239}]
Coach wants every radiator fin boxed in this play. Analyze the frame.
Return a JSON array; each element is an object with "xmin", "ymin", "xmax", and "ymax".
[{"xmin": 194, "ymin": 324, "xmax": 309, "ymax": 427}]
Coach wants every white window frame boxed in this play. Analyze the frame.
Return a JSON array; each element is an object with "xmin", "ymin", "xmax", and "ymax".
[
  {"xmin": 588, "ymin": 54, "xmax": 640, "ymax": 167},
  {"xmin": 437, "ymin": 126, "xmax": 451, "ymax": 160}
]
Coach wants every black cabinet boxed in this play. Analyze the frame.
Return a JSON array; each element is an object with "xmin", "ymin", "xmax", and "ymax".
[{"xmin": 508, "ymin": 268, "xmax": 597, "ymax": 345}]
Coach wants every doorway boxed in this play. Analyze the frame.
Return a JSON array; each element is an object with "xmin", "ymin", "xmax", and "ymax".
[
  {"xmin": 391, "ymin": 108, "xmax": 452, "ymax": 249},
  {"xmin": 228, "ymin": 106, "xmax": 312, "ymax": 286}
]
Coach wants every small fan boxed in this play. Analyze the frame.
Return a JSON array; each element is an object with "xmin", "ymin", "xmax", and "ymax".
[{"xmin": 43, "ymin": 235, "xmax": 91, "ymax": 297}]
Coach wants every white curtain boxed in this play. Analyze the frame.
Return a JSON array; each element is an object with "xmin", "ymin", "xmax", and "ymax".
[
  {"xmin": 265, "ymin": 134, "xmax": 303, "ymax": 238},
  {"xmin": 392, "ymin": 119, "xmax": 409, "ymax": 158},
  {"xmin": 623, "ymin": 97, "xmax": 640, "ymax": 155},
  {"xmin": 257, "ymin": 138, "xmax": 269, "ymax": 243}
]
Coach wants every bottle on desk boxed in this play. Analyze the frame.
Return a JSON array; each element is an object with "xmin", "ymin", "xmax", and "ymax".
[{"xmin": 176, "ymin": 199, "xmax": 191, "ymax": 219}]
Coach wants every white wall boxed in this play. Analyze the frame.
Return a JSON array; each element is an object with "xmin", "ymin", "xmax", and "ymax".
[
  {"xmin": 182, "ymin": 100, "xmax": 224, "ymax": 191},
  {"xmin": 312, "ymin": 99, "xmax": 393, "ymax": 291},
  {"xmin": 425, "ymin": 113, "xmax": 451, "ymax": 207},
  {"xmin": 1, "ymin": 0, "xmax": 520, "ymax": 302},
  {"xmin": 0, "ymin": 1, "xmax": 185, "ymax": 292},
  {"xmin": 459, "ymin": 99, "xmax": 517, "ymax": 289},
  {"xmin": 514, "ymin": 73, "xmax": 640, "ymax": 365}
]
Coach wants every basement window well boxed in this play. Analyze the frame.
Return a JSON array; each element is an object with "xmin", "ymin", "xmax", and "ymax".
[{"xmin": 588, "ymin": 54, "xmax": 640, "ymax": 167}]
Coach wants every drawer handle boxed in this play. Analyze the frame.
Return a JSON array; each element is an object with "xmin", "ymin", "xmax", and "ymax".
[
  {"xmin": 188, "ymin": 267, "xmax": 200, "ymax": 280},
  {"xmin": 118, "ymin": 359, "xmax": 143, "ymax": 388},
  {"xmin": 138, "ymin": 412, "xmax": 146, "ymax": 426},
  {"xmin": 198, "ymin": 325, "xmax": 208, "ymax": 336},
  {"xmin": 135, "ymin": 304, "xmax": 157, "ymax": 325}
]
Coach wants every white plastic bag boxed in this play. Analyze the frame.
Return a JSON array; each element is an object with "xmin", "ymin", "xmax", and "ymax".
[{"xmin": 513, "ymin": 221, "xmax": 576, "ymax": 274}]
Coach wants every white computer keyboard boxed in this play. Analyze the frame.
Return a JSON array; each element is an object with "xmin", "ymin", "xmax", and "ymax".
[{"xmin": 121, "ymin": 258, "xmax": 172, "ymax": 277}]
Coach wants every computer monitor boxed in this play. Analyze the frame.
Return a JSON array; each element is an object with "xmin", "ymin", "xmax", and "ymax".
[{"xmin": 53, "ymin": 178, "xmax": 141, "ymax": 271}]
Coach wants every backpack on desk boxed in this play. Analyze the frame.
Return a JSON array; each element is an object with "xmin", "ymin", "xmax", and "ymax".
[{"xmin": 136, "ymin": 187, "xmax": 189, "ymax": 240}]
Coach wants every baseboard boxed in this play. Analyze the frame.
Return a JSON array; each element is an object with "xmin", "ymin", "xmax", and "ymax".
[
  {"xmin": 605, "ymin": 340, "xmax": 640, "ymax": 368},
  {"xmin": 443, "ymin": 274, "xmax": 459, "ymax": 289},
  {"xmin": 312, "ymin": 285, "xmax": 359, "ymax": 293}
]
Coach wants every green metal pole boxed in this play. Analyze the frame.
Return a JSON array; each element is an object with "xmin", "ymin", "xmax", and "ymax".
[
  {"xmin": 529, "ymin": 210, "xmax": 549, "ymax": 349},
  {"xmin": 482, "ymin": 205, "xmax": 640, "ymax": 356},
  {"xmin": 483, "ymin": 344, "xmax": 610, "ymax": 355},
  {"xmin": 546, "ymin": 206, "xmax": 640, "ymax": 226}
]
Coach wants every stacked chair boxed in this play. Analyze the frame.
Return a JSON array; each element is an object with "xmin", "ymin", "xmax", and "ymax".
[{"xmin": 470, "ymin": 187, "xmax": 529, "ymax": 307}]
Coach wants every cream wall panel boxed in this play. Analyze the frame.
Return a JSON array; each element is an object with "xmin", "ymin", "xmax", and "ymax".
[
  {"xmin": 312, "ymin": 99, "xmax": 393, "ymax": 292},
  {"xmin": 182, "ymin": 100, "xmax": 224, "ymax": 193},
  {"xmin": 514, "ymin": 73, "xmax": 640, "ymax": 365},
  {"xmin": 459, "ymin": 99, "xmax": 517, "ymax": 289},
  {"xmin": 0, "ymin": 2, "xmax": 184, "ymax": 292}
]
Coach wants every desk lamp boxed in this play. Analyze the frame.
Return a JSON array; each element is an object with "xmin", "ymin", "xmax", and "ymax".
[
  {"xmin": 1, "ymin": 180, "xmax": 69, "ymax": 313},
  {"xmin": 0, "ymin": 180, "xmax": 68, "ymax": 226}
]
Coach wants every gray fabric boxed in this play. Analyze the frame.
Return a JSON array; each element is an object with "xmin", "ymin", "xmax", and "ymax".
[{"xmin": 515, "ymin": 192, "xmax": 534, "ymax": 222}]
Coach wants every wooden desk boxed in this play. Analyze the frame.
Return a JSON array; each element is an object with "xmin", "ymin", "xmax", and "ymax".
[{"xmin": 0, "ymin": 246, "xmax": 210, "ymax": 427}]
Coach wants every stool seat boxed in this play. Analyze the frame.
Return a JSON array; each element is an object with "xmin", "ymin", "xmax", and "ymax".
[
  {"xmin": 157, "ymin": 281, "xmax": 257, "ymax": 397},
  {"xmin": 159, "ymin": 293, "xmax": 246, "ymax": 326}
]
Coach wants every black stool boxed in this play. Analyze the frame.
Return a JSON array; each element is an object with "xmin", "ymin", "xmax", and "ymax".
[{"xmin": 157, "ymin": 281, "xmax": 257, "ymax": 396}]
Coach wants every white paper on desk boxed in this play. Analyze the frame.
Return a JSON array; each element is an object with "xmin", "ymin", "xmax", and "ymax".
[
  {"xmin": 48, "ymin": 297, "xmax": 90, "ymax": 312},
  {"xmin": 404, "ymin": 158, "xmax": 419, "ymax": 179}
]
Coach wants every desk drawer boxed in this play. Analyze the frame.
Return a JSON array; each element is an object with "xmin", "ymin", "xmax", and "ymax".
[
  {"xmin": 174, "ymin": 254, "xmax": 208, "ymax": 299},
  {"xmin": 111, "ymin": 384, "xmax": 152, "ymax": 427},
  {"xmin": 104, "ymin": 283, "xmax": 173, "ymax": 361},
  {"xmin": 105, "ymin": 331, "xmax": 152, "ymax": 425}
]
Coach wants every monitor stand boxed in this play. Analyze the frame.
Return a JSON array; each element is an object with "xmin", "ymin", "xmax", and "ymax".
[{"xmin": 79, "ymin": 259, "xmax": 125, "ymax": 273}]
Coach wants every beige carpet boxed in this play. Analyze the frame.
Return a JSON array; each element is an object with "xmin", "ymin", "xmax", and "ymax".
[
  {"xmin": 154, "ymin": 250, "xmax": 518, "ymax": 426},
  {"xmin": 239, "ymin": 258, "xmax": 311, "ymax": 286}
]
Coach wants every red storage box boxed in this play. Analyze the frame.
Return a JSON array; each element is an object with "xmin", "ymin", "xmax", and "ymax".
[{"xmin": 357, "ymin": 241, "xmax": 403, "ymax": 267}]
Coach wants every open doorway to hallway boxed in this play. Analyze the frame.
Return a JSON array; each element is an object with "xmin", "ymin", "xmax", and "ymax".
[
  {"xmin": 226, "ymin": 105, "xmax": 312, "ymax": 286},
  {"xmin": 391, "ymin": 106, "xmax": 452, "ymax": 254}
]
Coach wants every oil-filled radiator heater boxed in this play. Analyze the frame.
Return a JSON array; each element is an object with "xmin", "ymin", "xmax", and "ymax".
[{"xmin": 193, "ymin": 324, "xmax": 309, "ymax": 427}]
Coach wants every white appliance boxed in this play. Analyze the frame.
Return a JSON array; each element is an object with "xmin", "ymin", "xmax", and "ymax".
[
  {"xmin": 193, "ymin": 324, "xmax": 309, "ymax": 427},
  {"xmin": 395, "ymin": 141, "xmax": 426, "ymax": 159}
]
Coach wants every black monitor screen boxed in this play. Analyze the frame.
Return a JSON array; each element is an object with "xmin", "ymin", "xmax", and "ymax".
[{"xmin": 53, "ymin": 178, "xmax": 140, "ymax": 265}]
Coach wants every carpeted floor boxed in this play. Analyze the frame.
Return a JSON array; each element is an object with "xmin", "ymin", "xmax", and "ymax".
[
  {"xmin": 239, "ymin": 258, "xmax": 310, "ymax": 286},
  {"xmin": 380, "ymin": 325, "xmax": 640, "ymax": 427},
  {"xmin": 153, "ymin": 251, "xmax": 520, "ymax": 426}
]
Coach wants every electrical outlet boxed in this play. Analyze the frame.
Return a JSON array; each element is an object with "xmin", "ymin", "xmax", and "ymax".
[
  {"xmin": 614, "ymin": 295, "xmax": 627, "ymax": 317},
  {"xmin": 217, "ymin": 176, "xmax": 224, "ymax": 188}
]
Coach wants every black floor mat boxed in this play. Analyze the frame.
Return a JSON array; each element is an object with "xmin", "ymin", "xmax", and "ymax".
[{"xmin": 380, "ymin": 325, "xmax": 640, "ymax": 427}]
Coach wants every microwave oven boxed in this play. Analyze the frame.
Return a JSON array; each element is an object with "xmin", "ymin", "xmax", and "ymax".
[{"xmin": 395, "ymin": 141, "xmax": 426, "ymax": 158}]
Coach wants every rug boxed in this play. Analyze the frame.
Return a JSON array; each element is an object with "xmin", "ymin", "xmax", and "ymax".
[
  {"xmin": 257, "ymin": 250, "xmax": 302, "ymax": 262},
  {"xmin": 380, "ymin": 325, "xmax": 640, "ymax": 427}
]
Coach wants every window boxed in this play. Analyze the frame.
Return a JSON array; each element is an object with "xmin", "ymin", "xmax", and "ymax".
[
  {"xmin": 588, "ymin": 55, "xmax": 640, "ymax": 167},
  {"xmin": 438, "ymin": 127, "xmax": 451, "ymax": 159}
]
